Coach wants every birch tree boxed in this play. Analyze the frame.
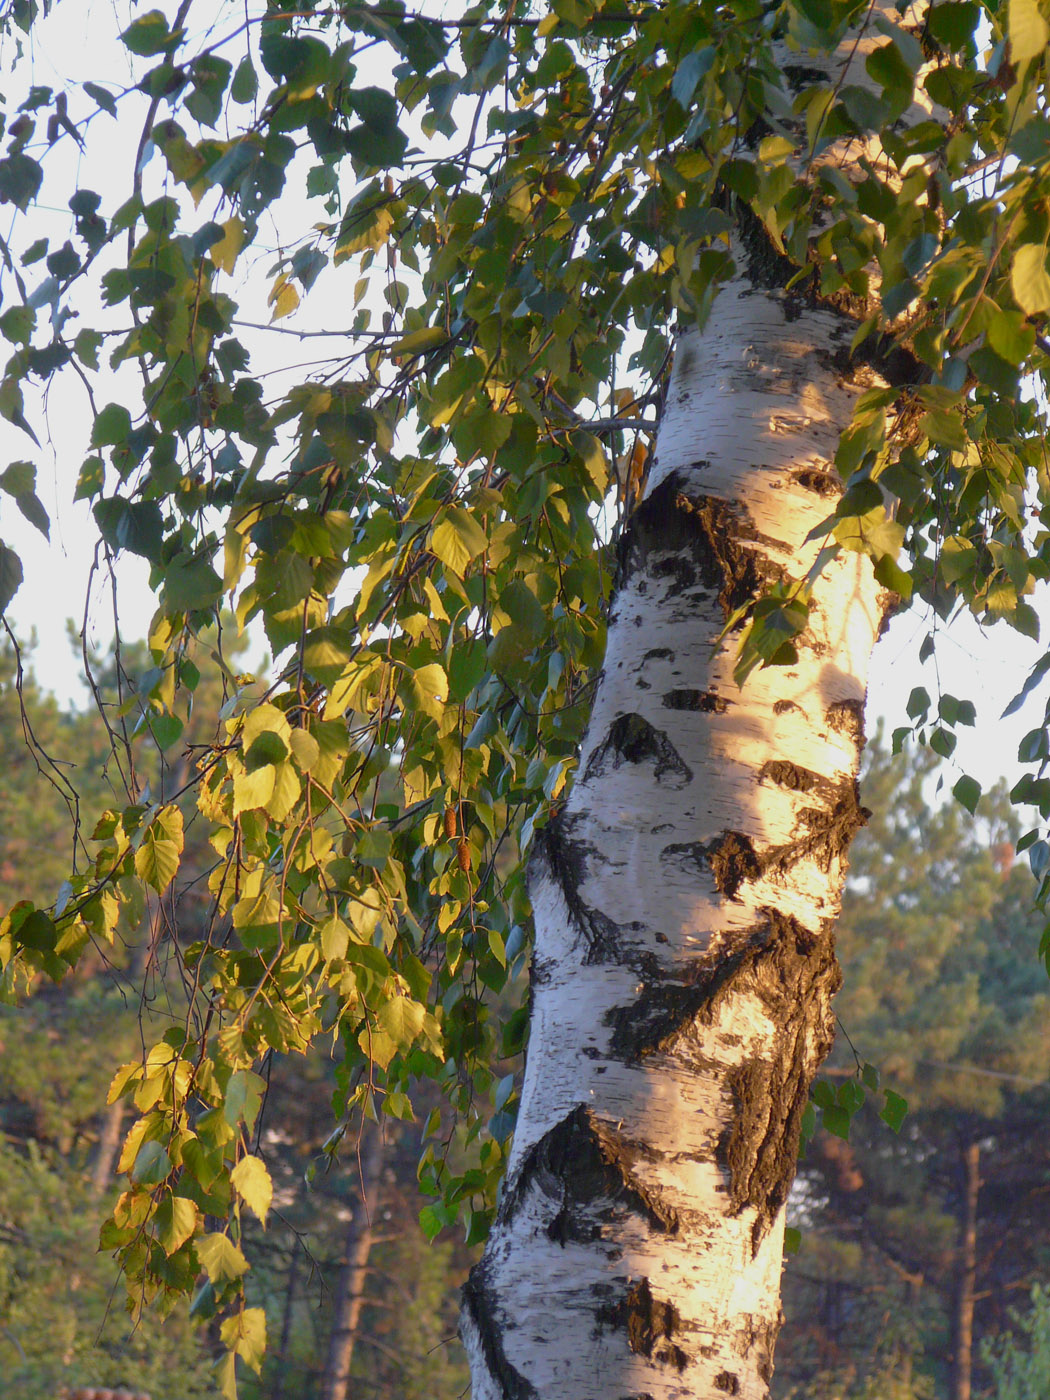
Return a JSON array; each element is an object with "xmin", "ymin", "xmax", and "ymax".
[{"xmin": 1, "ymin": 0, "xmax": 1050, "ymax": 1396}]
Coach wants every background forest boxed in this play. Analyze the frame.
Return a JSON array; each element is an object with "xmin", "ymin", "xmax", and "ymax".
[{"xmin": 2, "ymin": 638, "xmax": 1050, "ymax": 1400}]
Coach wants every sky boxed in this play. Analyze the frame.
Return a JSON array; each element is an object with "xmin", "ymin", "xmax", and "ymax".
[{"xmin": 1, "ymin": 0, "xmax": 1048, "ymax": 807}]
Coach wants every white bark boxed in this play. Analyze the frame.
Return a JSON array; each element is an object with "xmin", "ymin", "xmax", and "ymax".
[{"xmin": 462, "ymin": 278, "xmax": 897, "ymax": 1398}]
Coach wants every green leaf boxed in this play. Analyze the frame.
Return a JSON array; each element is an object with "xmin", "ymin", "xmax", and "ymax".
[
  {"xmin": 233, "ymin": 763, "xmax": 276, "ymax": 815},
  {"xmin": 91, "ymin": 401, "xmax": 132, "ymax": 447},
  {"xmin": 0, "ymin": 378, "xmax": 39, "ymax": 445},
  {"xmin": 952, "ymin": 774, "xmax": 982, "ymax": 814},
  {"xmin": 376, "ymin": 993, "xmax": 426, "ymax": 1051},
  {"xmin": 401, "ymin": 661, "xmax": 448, "ymax": 722},
  {"xmin": 156, "ymin": 1195, "xmax": 199, "ymax": 1254},
  {"xmin": 163, "ymin": 555, "xmax": 224, "ymax": 612},
  {"xmin": 320, "ymin": 916, "xmax": 350, "ymax": 961},
  {"xmin": 231, "ymin": 1154, "xmax": 273, "ymax": 1225},
  {"xmin": 231, "ymin": 56, "xmax": 258, "ymax": 104},
  {"xmin": 135, "ymin": 822, "xmax": 183, "ymax": 894},
  {"xmin": 0, "ymin": 154, "xmax": 43, "ymax": 211},
  {"xmin": 83, "ymin": 80, "xmax": 117, "ymax": 116},
  {"xmin": 131, "ymin": 1139, "xmax": 172, "ymax": 1186},
  {"xmin": 221, "ymin": 1305, "xmax": 267, "ymax": 1375},
  {"xmin": 881, "ymin": 1090, "xmax": 908, "ymax": 1133},
  {"xmin": 0, "ymin": 542, "xmax": 24, "ymax": 614},
  {"xmin": 430, "ymin": 507, "xmax": 488, "ymax": 574},
  {"xmin": 121, "ymin": 10, "xmax": 177, "ymax": 57},
  {"xmin": 94, "ymin": 498, "xmax": 164, "ymax": 561},
  {"xmin": 224, "ymin": 1069, "xmax": 265, "ymax": 1131},
  {"xmin": 197, "ymin": 1231, "xmax": 250, "ymax": 1283},
  {"xmin": 822, "ymin": 1104, "xmax": 852, "ymax": 1139},
  {"xmin": 356, "ymin": 827, "xmax": 392, "ymax": 867}
]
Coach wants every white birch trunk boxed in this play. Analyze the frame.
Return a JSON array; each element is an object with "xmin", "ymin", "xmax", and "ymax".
[{"xmin": 462, "ymin": 277, "xmax": 898, "ymax": 1398}]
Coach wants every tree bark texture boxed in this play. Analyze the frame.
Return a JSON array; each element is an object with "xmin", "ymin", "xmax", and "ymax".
[
  {"xmin": 951, "ymin": 1139, "xmax": 980, "ymax": 1400},
  {"xmin": 320, "ymin": 1123, "xmax": 385, "ymax": 1400},
  {"xmin": 462, "ymin": 278, "xmax": 897, "ymax": 1398}
]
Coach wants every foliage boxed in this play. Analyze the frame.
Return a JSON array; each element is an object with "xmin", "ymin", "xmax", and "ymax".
[
  {"xmin": 981, "ymin": 1284, "xmax": 1050, "ymax": 1400},
  {"xmin": 1, "ymin": 0, "xmax": 1050, "ymax": 1388}
]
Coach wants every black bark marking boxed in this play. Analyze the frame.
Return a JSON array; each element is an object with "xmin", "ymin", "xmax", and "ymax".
[
  {"xmin": 584, "ymin": 712, "xmax": 692, "ymax": 789},
  {"xmin": 773, "ymin": 698, "xmax": 800, "ymax": 714},
  {"xmin": 607, "ymin": 912, "xmax": 783, "ymax": 1061},
  {"xmin": 791, "ymin": 464, "xmax": 840, "ymax": 497},
  {"xmin": 715, "ymin": 1371, "xmax": 741, "ymax": 1394},
  {"xmin": 708, "ymin": 831, "xmax": 762, "ymax": 899},
  {"xmin": 733, "ymin": 206, "xmax": 925, "ymax": 387},
  {"xmin": 621, "ymin": 1278, "xmax": 688, "ymax": 1372},
  {"xmin": 498, "ymin": 1106, "xmax": 679, "ymax": 1242},
  {"xmin": 461, "ymin": 1259, "xmax": 539, "ymax": 1400},
  {"xmin": 663, "ymin": 687, "xmax": 728, "ymax": 712},
  {"xmin": 642, "ymin": 647, "xmax": 674, "ymax": 662},
  {"xmin": 617, "ymin": 472, "xmax": 781, "ymax": 621},
  {"xmin": 531, "ymin": 812, "xmax": 652, "ymax": 968},
  {"xmin": 660, "ymin": 840, "xmax": 709, "ymax": 873},
  {"xmin": 763, "ymin": 778, "xmax": 869, "ymax": 876}
]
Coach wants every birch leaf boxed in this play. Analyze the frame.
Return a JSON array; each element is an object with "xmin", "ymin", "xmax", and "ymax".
[
  {"xmin": 1009, "ymin": 0, "xmax": 1050, "ymax": 66},
  {"xmin": 231, "ymin": 1154, "xmax": 273, "ymax": 1225},
  {"xmin": 1011, "ymin": 243, "xmax": 1050, "ymax": 314}
]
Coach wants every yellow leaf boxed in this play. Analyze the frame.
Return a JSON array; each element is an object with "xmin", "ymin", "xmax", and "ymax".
[
  {"xmin": 213, "ymin": 216, "xmax": 245, "ymax": 275},
  {"xmin": 268, "ymin": 275, "xmax": 300, "ymax": 321},
  {"xmin": 1011, "ymin": 244, "xmax": 1050, "ymax": 315},
  {"xmin": 391, "ymin": 326, "xmax": 447, "ymax": 357},
  {"xmin": 231, "ymin": 1154, "xmax": 273, "ymax": 1226},
  {"xmin": 1009, "ymin": 0, "xmax": 1050, "ymax": 67}
]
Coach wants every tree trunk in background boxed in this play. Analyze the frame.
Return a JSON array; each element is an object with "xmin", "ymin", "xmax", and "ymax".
[
  {"xmin": 461, "ymin": 277, "xmax": 897, "ymax": 1398},
  {"xmin": 321, "ymin": 1123, "xmax": 385, "ymax": 1400},
  {"xmin": 951, "ymin": 1139, "xmax": 980, "ymax": 1400},
  {"xmin": 271, "ymin": 1235, "xmax": 301, "ymax": 1400}
]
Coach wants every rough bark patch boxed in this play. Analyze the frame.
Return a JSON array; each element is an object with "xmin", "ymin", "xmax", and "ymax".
[
  {"xmin": 759, "ymin": 758, "xmax": 820, "ymax": 792},
  {"xmin": 714, "ymin": 1371, "xmax": 741, "ymax": 1394},
  {"xmin": 584, "ymin": 711, "xmax": 693, "ymax": 789},
  {"xmin": 825, "ymin": 696, "xmax": 865, "ymax": 745},
  {"xmin": 618, "ymin": 472, "xmax": 781, "ymax": 621},
  {"xmin": 716, "ymin": 913, "xmax": 841, "ymax": 1246},
  {"xmin": 461, "ymin": 1259, "xmax": 539, "ymax": 1400},
  {"xmin": 736, "ymin": 1314, "xmax": 780, "ymax": 1384},
  {"xmin": 663, "ymin": 687, "xmax": 728, "ymax": 712},
  {"xmin": 791, "ymin": 465, "xmax": 840, "ymax": 497},
  {"xmin": 597, "ymin": 1277, "xmax": 689, "ymax": 1373},
  {"xmin": 707, "ymin": 830, "xmax": 762, "ymax": 899},
  {"xmin": 497, "ymin": 1105, "xmax": 679, "ymax": 1242}
]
